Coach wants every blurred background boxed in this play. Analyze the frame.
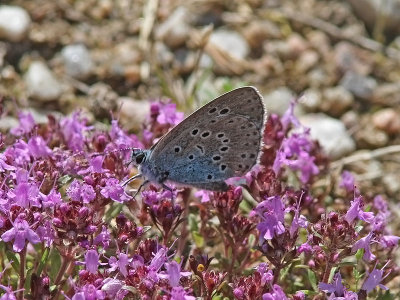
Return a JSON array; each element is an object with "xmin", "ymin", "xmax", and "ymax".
[{"xmin": 0, "ymin": 0, "xmax": 400, "ymax": 200}]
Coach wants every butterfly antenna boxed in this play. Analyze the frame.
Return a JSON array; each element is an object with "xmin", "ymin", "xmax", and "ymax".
[{"xmin": 90, "ymin": 147, "xmax": 140, "ymax": 158}]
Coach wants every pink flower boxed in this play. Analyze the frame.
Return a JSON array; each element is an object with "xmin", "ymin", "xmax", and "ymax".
[
  {"xmin": 151, "ymin": 102, "xmax": 184, "ymax": 126},
  {"xmin": 67, "ymin": 180, "xmax": 96, "ymax": 203},
  {"xmin": 361, "ymin": 263, "xmax": 389, "ymax": 293},
  {"xmin": 84, "ymin": 249, "xmax": 100, "ymax": 274},
  {"xmin": 1, "ymin": 216, "xmax": 40, "ymax": 252},
  {"xmin": 252, "ymin": 196, "xmax": 286, "ymax": 243},
  {"xmin": 352, "ymin": 231, "xmax": 376, "ymax": 262},
  {"xmin": 170, "ymin": 286, "xmax": 196, "ymax": 300},
  {"xmin": 27, "ymin": 136, "xmax": 52, "ymax": 158},
  {"xmin": 262, "ymin": 284, "xmax": 288, "ymax": 300},
  {"xmin": 345, "ymin": 195, "xmax": 374, "ymax": 224},
  {"xmin": 158, "ymin": 261, "xmax": 192, "ymax": 287},
  {"xmin": 60, "ymin": 112, "xmax": 92, "ymax": 152},
  {"xmin": 339, "ymin": 171, "xmax": 355, "ymax": 192},
  {"xmin": 11, "ymin": 112, "xmax": 35, "ymax": 136},
  {"xmin": 108, "ymin": 253, "xmax": 130, "ymax": 277},
  {"xmin": 100, "ymin": 178, "xmax": 131, "ymax": 203},
  {"xmin": 194, "ymin": 190, "xmax": 210, "ymax": 203}
]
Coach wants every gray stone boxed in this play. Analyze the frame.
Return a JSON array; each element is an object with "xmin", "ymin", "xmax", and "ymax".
[
  {"xmin": 296, "ymin": 50, "xmax": 319, "ymax": 73},
  {"xmin": 156, "ymin": 7, "xmax": 190, "ymax": 49},
  {"xmin": 307, "ymin": 68, "xmax": 329, "ymax": 88},
  {"xmin": 0, "ymin": 5, "xmax": 31, "ymax": 42},
  {"xmin": 321, "ymin": 86, "xmax": 354, "ymax": 116},
  {"xmin": 0, "ymin": 116, "xmax": 18, "ymax": 132},
  {"xmin": 299, "ymin": 89, "xmax": 322, "ymax": 112},
  {"xmin": 209, "ymin": 29, "xmax": 249, "ymax": 60},
  {"xmin": 24, "ymin": 61, "xmax": 63, "ymax": 102},
  {"xmin": 263, "ymin": 87, "xmax": 296, "ymax": 116},
  {"xmin": 119, "ymin": 97, "xmax": 151, "ymax": 132},
  {"xmin": 349, "ymin": 0, "xmax": 400, "ymax": 35},
  {"xmin": 340, "ymin": 71, "xmax": 377, "ymax": 101},
  {"xmin": 383, "ymin": 174, "xmax": 400, "ymax": 195},
  {"xmin": 299, "ymin": 113, "xmax": 356, "ymax": 159},
  {"xmin": 372, "ymin": 108, "xmax": 400, "ymax": 135},
  {"xmin": 61, "ymin": 44, "xmax": 93, "ymax": 79}
]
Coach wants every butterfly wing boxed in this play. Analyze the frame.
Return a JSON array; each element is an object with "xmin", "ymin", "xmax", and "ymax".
[{"xmin": 148, "ymin": 86, "xmax": 266, "ymax": 190}]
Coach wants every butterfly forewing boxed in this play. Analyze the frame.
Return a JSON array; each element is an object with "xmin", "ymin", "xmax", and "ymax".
[{"xmin": 148, "ymin": 86, "xmax": 266, "ymax": 190}]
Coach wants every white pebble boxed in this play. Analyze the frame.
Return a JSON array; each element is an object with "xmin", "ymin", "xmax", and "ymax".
[
  {"xmin": 300, "ymin": 113, "xmax": 356, "ymax": 159},
  {"xmin": 24, "ymin": 61, "xmax": 63, "ymax": 102},
  {"xmin": 0, "ymin": 5, "xmax": 31, "ymax": 42},
  {"xmin": 61, "ymin": 44, "xmax": 93, "ymax": 78}
]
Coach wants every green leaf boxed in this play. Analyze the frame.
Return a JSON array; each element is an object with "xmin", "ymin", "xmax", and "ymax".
[
  {"xmin": 37, "ymin": 248, "xmax": 50, "ymax": 277},
  {"xmin": 58, "ymin": 175, "xmax": 71, "ymax": 185},
  {"xmin": 329, "ymin": 267, "xmax": 337, "ymax": 282},
  {"xmin": 307, "ymin": 269, "xmax": 318, "ymax": 291},
  {"xmin": 48, "ymin": 248, "xmax": 62, "ymax": 281},
  {"xmin": 376, "ymin": 290, "xmax": 395, "ymax": 300},
  {"xmin": 105, "ymin": 203, "xmax": 124, "ymax": 222},
  {"xmin": 6, "ymin": 250, "xmax": 20, "ymax": 273},
  {"xmin": 280, "ymin": 262, "xmax": 292, "ymax": 281},
  {"xmin": 122, "ymin": 285, "xmax": 138, "ymax": 294},
  {"xmin": 294, "ymin": 264, "xmax": 311, "ymax": 269},
  {"xmin": 355, "ymin": 248, "xmax": 364, "ymax": 260},
  {"xmin": 300, "ymin": 290, "xmax": 319, "ymax": 296},
  {"xmin": 192, "ymin": 231, "xmax": 204, "ymax": 248},
  {"xmin": 188, "ymin": 214, "xmax": 199, "ymax": 231},
  {"xmin": 24, "ymin": 267, "xmax": 34, "ymax": 291},
  {"xmin": 337, "ymin": 260, "xmax": 357, "ymax": 267}
]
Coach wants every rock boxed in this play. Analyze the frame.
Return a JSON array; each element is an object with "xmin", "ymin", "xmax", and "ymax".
[
  {"xmin": 339, "ymin": 71, "xmax": 377, "ymax": 101},
  {"xmin": 348, "ymin": 0, "xmax": 400, "ymax": 36},
  {"xmin": 244, "ymin": 20, "xmax": 282, "ymax": 50},
  {"xmin": 263, "ymin": 87, "xmax": 296, "ymax": 116},
  {"xmin": 156, "ymin": 7, "xmax": 191, "ymax": 49},
  {"xmin": 307, "ymin": 68, "xmax": 329, "ymax": 88},
  {"xmin": 372, "ymin": 83, "xmax": 400, "ymax": 106},
  {"xmin": 306, "ymin": 31, "xmax": 331, "ymax": 57},
  {"xmin": 296, "ymin": 50, "xmax": 319, "ymax": 73},
  {"xmin": 24, "ymin": 61, "xmax": 63, "ymax": 102},
  {"xmin": 0, "ymin": 116, "xmax": 18, "ymax": 132},
  {"xmin": 286, "ymin": 33, "xmax": 309, "ymax": 57},
  {"xmin": 108, "ymin": 42, "xmax": 142, "ymax": 82},
  {"xmin": 154, "ymin": 41, "xmax": 174, "ymax": 65},
  {"xmin": 299, "ymin": 89, "xmax": 322, "ymax": 112},
  {"xmin": 299, "ymin": 113, "xmax": 356, "ymax": 158},
  {"xmin": 61, "ymin": 44, "xmax": 93, "ymax": 79},
  {"xmin": 372, "ymin": 108, "xmax": 400, "ymax": 134},
  {"xmin": 321, "ymin": 86, "xmax": 354, "ymax": 116},
  {"xmin": 119, "ymin": 97, "xmax": 151, "ymax": 132},
  {"xmin": 0, "ymin": 5, "xmax": 31, "ymax": 42},
  {"xmin": 334, "ymin": 42, "xmax": 372, "ymax": 75},
  {"xmin": 264, "ymin": 40, "xmax": 292, "ymax": 59},
  {"xmin": 355, "ymin": 122, "xmax": 388, "ymax": 148},
  {"xmin": 209, "ymin": 29, "xmax": 250, "ymax": 60},
  {"xmin": 383, "ymin": 174, "xmax": 400, "ymax": 196},
  {"xmin": 341, "ymin": 110, "xmax": 359, "ymax": 129}
]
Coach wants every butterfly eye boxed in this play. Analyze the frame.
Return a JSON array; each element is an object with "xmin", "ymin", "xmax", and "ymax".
[{"xmin": 135, "ymin": 153, "xmax": 145, "ymax": 164}]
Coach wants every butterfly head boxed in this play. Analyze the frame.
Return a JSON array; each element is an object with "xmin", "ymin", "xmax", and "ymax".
[{"xmin": 129, "ymin": 148, "xmax": 150, "ymax": 166}]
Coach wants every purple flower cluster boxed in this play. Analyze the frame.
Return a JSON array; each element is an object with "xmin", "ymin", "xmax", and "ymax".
[{"xmin": 0, "ymin": 98, "xmax": 398, "ymax": 300}]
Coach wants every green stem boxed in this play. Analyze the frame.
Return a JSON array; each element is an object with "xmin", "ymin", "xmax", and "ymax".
[
  {"xmin": 54, "ymin": 252, "xmax": 72, "ymax": 286},
  {"xmin": 18, "ymin": 247, "xmax": 26, "ymax": 300},
  {"xmin": 54, "ymin": 248, "xmax": 74, "ymax": 300},
  {"xmin": 322, "ymin": 261, "xmax": 332, "ymax": 284}
]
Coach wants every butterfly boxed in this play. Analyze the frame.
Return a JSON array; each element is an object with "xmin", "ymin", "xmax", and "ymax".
[{"xmin": 122, "ymin": 86, "xmax": 266, "ymax": 195}]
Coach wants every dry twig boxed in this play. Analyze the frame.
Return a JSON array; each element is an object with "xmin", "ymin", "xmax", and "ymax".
[
  {"xmin": 331, "ymin": 145, "xmax": 400, "ymax": 168},
  {"xmin": 281, "ymin": 8, "xmax": 400, "ymax": 61}
]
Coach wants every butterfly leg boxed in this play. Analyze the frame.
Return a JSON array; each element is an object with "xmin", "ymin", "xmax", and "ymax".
[
  {"xmin": 161, "ymin": 183, "xmax": 176, "ymax": 206},
  {"xmin": 121, "ymin": 173, "xmax": 142, "ymax": 187},
  {"xmin": 133, "ymin": 180, "xmax": 149, "ymax": 198}
]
